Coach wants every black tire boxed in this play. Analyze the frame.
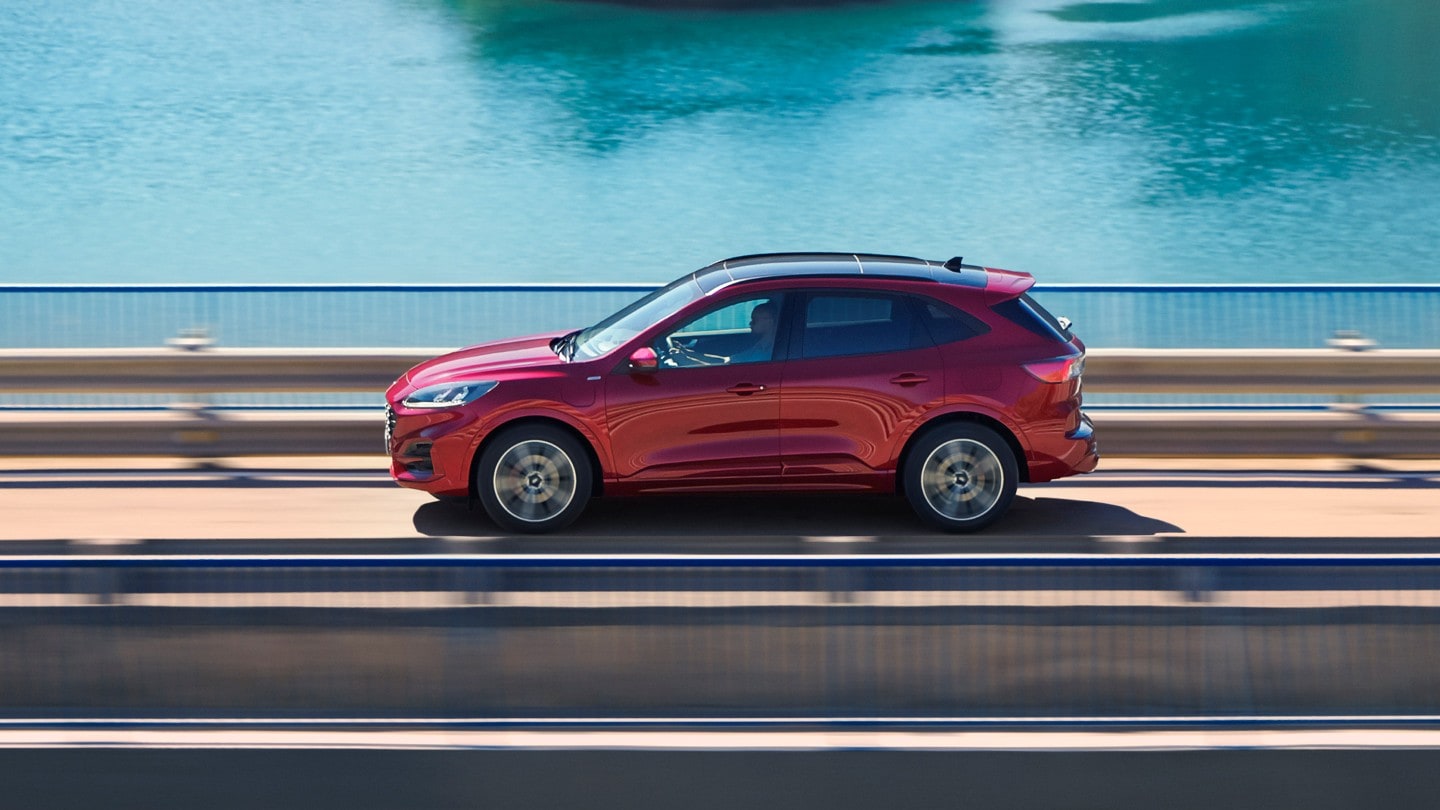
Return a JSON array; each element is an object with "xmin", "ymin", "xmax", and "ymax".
[
  {"xmin": 903, "ymin": 423, "xmax": 1018, "ymax": 533},
  {"xmin": 475, "ymin": 424, "xmax": 593, "ymax": 533}
]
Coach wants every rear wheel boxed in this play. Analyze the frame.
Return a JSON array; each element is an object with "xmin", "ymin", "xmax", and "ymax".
[
  {"xmin": 903, "ymin": 423, "xmax": 1018, "ymax": 532},
  {"xmin": 476, "ymin": 425, "xmax": 592, "ymax": 533}
]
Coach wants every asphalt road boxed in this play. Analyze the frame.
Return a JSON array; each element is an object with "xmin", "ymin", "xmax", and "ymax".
[
  {"xmin": 3, "ymin": 456, "xmax": 1438, "ymax": 805},
  {"xmin": 9, "ymin": 746, "xmax": 1440, "ymax": 810},
  {"xmin": 0, "ymin": 456, "xmax": 1435, "ymax": 549}
]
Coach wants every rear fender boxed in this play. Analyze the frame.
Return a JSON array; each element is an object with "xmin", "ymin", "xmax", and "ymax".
[{"xmin": 896, "ymin": 403, "xmax": 1032, "ymax": 488}]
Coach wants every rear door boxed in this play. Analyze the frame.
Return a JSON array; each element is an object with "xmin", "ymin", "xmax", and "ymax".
[{"xmin": 778, "ymin": 291, "xmax": 945, "ymax": 485}]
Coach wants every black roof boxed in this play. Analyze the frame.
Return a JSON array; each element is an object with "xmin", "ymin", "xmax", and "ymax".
[{"xmin": 693, "ymin": 252, "xmax": 986, "ymax": 293}]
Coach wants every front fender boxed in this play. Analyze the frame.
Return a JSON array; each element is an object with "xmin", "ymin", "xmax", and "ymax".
[{"xmin": 469, "ymin": 404, "xmax": 614, "ymax": 475}]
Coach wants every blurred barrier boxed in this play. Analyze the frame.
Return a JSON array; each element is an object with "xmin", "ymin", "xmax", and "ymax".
[
  {"xmin": 2, "ymin": 553, "xmax": 1440, "ymax": 719},
  {"xmin": 6, "ymin": 408, "xmax": 1435, "ymax": 457},
  {"xmin": 1091, "ymin": 410, "xmax": 1440, "ymax": 457},
  {"xmin": 1, "ymin": 347, "xmax": 1438, "ymax": 456},
  {"xmin": 2, "ymin": 283, "xmax": 1439, "ymax": 349},
  {"xmin": 1082, "ymin": 349, "xmax": 1440, "ymax": 394},
  {"xmin": 0, "ymin": 347, "xmax": 421, "ymax": 394},
  {"xmin": 2, "ymin": 347, "xmax": 1440, "ymax": 395}
]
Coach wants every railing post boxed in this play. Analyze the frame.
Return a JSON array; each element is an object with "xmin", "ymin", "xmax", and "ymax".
[{"xmin": 164, "ymin": 327, "xmax": 221, "ymax": 458}]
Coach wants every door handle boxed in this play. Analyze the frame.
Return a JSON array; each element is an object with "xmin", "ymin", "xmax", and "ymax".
[
  {"xmin": 725, "ymin": 383, "xmax": 766, "ymax": 396},
  {"xmin": 889, "ymin": 373, "xmax": 929, "ymax": 387}
]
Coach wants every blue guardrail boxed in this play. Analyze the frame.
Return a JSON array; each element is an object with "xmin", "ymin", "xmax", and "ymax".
[{"xmin": 2, "ymin": 283, "xmax": 1438, "ymax": 350}]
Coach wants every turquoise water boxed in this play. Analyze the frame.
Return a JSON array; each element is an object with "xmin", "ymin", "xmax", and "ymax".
[{"xmin": 3, "ymin": 0, "xmax": 1438, "ymax": 284}]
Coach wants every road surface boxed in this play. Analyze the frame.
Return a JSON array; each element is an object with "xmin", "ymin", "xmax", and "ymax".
[{"xmin": 0, "ymin": 456, "xmax": 1434, "ymax": 547}]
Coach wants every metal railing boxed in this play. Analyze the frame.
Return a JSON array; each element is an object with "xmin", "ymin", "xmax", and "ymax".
[
  {"xmin": 3, "ymin": 283, "xmax": 1439, "ymax": 349},
  {"xmin": 1, "ymin": 347, "xmax": 1437, "ymax": 456},
  {"xmin": 1033, "ymin": 284, "xmax": 1440, "ymax": 350},
  {"xmin": 0, "ymin": 284, "xmax": 654, "ymax": 350},
  {"xmin": 3, "ymin": 347, "xmax": 1439, "ymax": 395},
  {"xmin": 3, "ymin": 553, "xmax": 1440, "ymax": 722},
  {"xmin": 3, "ymin": 283, "xmax": 1439, "ymax": 456}
]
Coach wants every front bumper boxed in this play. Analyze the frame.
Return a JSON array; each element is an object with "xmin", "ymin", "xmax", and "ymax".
[{"xmin": 385, "ymin": 403, "xmax": 474, "ymax": 498}]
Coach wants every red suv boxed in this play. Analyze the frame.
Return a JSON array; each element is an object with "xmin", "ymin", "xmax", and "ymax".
[{"xmin": 385, "ymin": 254, "xmax": 1097, "ymax": 533}]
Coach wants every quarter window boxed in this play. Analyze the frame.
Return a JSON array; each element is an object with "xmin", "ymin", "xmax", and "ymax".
[
  {"xmin": 916, "ymin": 297, "xmax": 989, "ymax": 345},
  {"xmin": 991, "ymin": 293, "xmax": 1071, "ymax": 342}
]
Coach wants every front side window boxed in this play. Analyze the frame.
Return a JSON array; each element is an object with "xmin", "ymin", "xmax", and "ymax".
[
  {"xmin": 798, "ymin": 293, "xmax": 919, "ymax": 360},
  {"xmin": 655, "ymin": 295, "xmax": 783, "ymax": 368}
]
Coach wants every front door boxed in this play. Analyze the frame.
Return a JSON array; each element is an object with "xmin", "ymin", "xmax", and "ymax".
[{"xmin": 604, "ymin": 294, "xmax": 786, "ymax": 491}]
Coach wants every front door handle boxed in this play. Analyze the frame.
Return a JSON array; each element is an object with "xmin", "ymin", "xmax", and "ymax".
[
  {"xmin": 889, "ymin": 373, "xmax": 929, "ymax": 387},
  {"xmin": 726, "ymin": 383, "xmax": 766, "ymax": 396}
]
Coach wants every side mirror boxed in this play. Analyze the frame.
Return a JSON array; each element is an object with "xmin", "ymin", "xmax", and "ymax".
[{"xmin": 627, "ymin": 346, "xmax": 659, "ymax": 372}]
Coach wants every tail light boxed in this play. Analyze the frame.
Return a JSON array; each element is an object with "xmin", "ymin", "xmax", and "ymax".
[{"xmin": 1024, "ymin": 354, "xmax": 1084, "ymax": 383}]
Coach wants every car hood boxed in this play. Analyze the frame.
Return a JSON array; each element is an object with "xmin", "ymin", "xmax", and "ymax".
[{"xmin": 396, "ymin": 331, "xmax": 569, "ymax": 392}]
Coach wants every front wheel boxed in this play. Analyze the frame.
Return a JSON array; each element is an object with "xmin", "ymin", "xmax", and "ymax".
[
  {"xmin": 903, "ymin": 423, "xmax": 1018, "ymax": 533},
  {"xmin": 476, "ymin": 425, "xmax": 593, "ymax": 533}
]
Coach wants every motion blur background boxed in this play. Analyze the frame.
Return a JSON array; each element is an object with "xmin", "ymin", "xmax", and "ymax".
[
  {"xmin": 3, "ymin": 2, "xmax": 1440, "ymax": 807},
  {"xmin": 3, "ymin": 0, "xmax": 1439, "ymax": 286}
]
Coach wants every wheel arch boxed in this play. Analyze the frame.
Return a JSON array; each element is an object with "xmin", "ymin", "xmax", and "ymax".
[
  {"xmin": 896, "ymin": 411, "xmax": 1029, "ymax": 497},
  {"xmin": 469, "ymin": 416, "xmax": 605, "ymax": 500}
]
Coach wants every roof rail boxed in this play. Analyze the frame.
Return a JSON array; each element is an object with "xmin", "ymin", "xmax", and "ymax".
[{"xmin": 715, "ymin": 252, "xmax": 928, "ymax": 269}]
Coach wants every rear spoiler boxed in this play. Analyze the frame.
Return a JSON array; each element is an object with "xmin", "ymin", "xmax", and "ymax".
[
  {"xmin": 938, "ymin": 256, "xmax": 1035, "ymax": 303},
  {"xmin": 979, "ymin": 266, "xmax": 1035, "ymax": 305}
]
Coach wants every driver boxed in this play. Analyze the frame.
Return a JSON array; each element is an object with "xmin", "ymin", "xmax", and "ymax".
[{"xmin": 729, "ymin": 301, "xmax": 778, "ymax": 364}]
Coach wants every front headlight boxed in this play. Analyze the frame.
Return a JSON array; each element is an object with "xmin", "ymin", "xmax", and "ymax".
[{"xmin": 401, "ymin": 381, "xmax": 498, "ymax": 409}]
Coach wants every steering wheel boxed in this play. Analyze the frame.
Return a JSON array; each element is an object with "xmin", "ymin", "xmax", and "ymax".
[{"xmin": 663, "ymin": 336, "xmax": 726, "ymax": 367}]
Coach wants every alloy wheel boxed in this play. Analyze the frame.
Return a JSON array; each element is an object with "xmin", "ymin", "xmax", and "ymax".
[
  {"xmin": 919, "ymin": 438, "xmax": 1004, "ymax": 521},
  {"xmin": 492, "ymin": 439, "xmax": 577, "ymax": 524}
]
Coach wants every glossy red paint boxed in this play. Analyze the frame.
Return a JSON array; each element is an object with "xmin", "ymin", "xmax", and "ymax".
[{"xmin": 385, "ymin": 253, "xmax": 1099, "ymax": 532}]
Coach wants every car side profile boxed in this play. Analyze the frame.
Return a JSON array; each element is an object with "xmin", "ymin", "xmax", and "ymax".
[{"xmin": 385, "ymin": 253, "xmax": 1098, "ymax": 533}]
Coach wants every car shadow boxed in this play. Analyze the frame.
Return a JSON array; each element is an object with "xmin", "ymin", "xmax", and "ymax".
[
  {"xmin": 998, "ymin": 496, "xmax": 1182, "ymax": 537},
  {"xmin": 410, "ymin": 492, "xmax": 1181, "ymax": 552}
]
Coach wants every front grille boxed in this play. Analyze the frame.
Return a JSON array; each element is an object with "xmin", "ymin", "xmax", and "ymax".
[{"xmin": 384, "ymin": 404, "xmax": 396, "ymax": 452}]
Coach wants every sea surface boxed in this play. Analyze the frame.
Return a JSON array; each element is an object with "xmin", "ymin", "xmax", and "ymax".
[{"xmin": 3, "ymin": 0, "xmax": 1439, "ymax": 284}]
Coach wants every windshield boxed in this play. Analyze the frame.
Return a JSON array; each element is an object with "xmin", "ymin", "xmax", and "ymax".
[{"xmin": 573, "ymin": 275, "xmax": 704, "ymax": 360}]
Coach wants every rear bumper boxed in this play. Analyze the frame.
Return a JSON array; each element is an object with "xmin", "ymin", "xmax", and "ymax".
[
  {"xmin": 1028, "ymin": 412, "xmax": 1099, "ymax": 482},
  {"xmin": 1070, "ymin": 412, "xmax": 1100, "ymax": 472}
]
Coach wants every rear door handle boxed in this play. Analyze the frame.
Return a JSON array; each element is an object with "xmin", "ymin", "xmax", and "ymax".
[
  {"xmin": 726, "ymin": 383, "xmax": 766, "ymax": 396},
  {"xmin": 889, "ymin": 373, "xmax": 929, "ymax": 387}
]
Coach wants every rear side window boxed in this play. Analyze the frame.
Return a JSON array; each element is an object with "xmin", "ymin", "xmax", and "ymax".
[
  {"xmin": 992, "ymin": 293, "xmax": 1072, "ymax": 342},
  {"xmin": 916, "ymin": 297, "xmax": 990, "ymax": 345},
  {"xmin": 799, "ymin": 293, "xmax": 921, "ymax": 359}
]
